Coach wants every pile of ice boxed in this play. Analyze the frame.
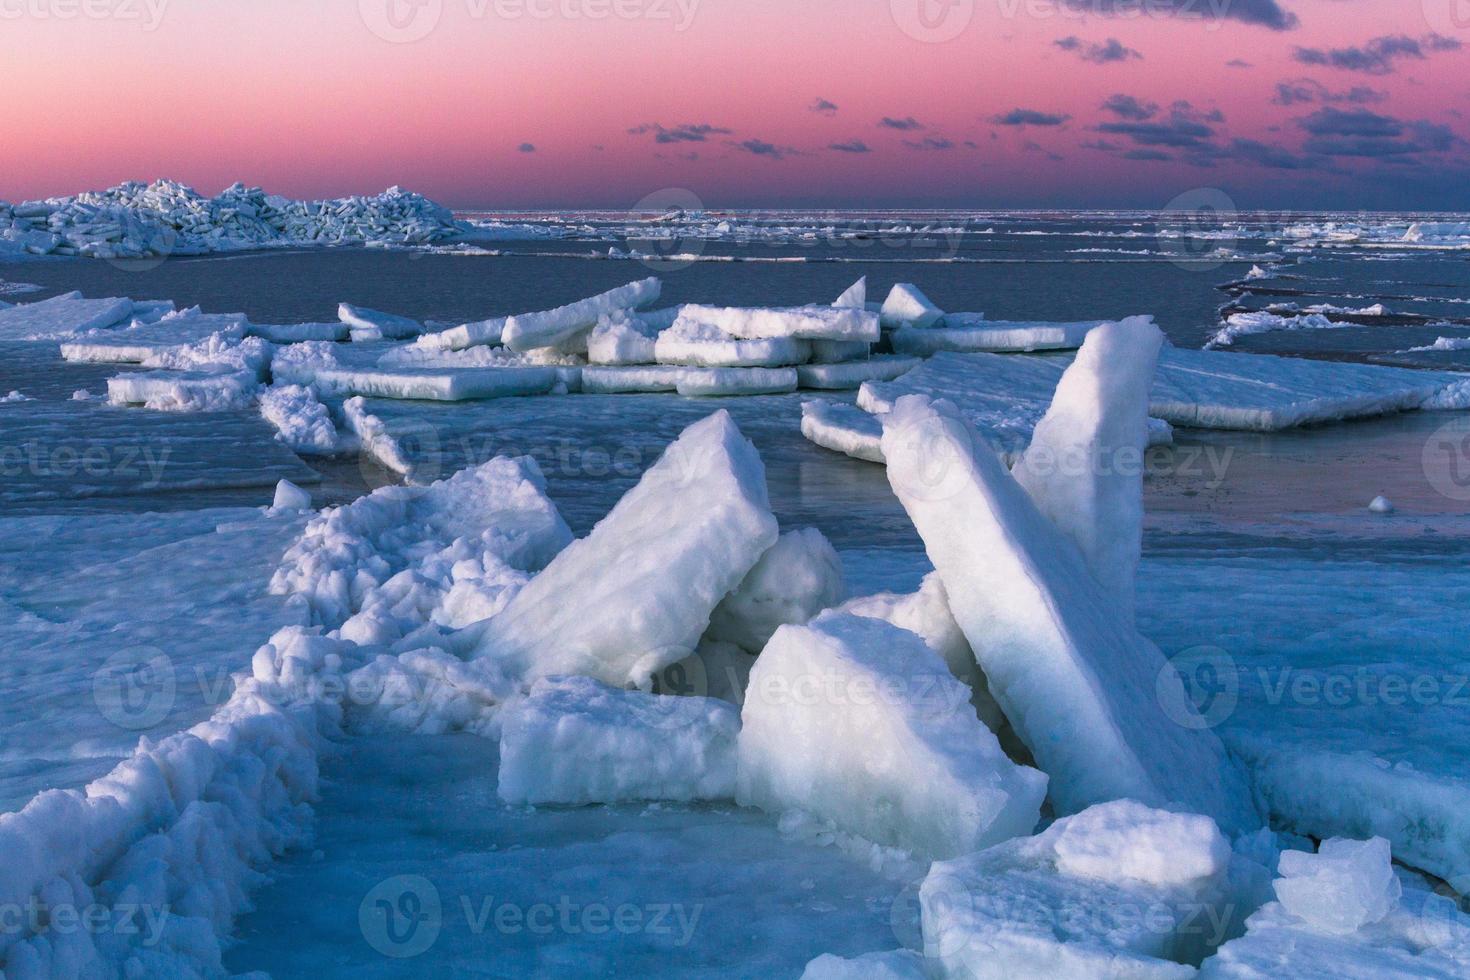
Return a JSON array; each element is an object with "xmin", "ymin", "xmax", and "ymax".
[{"xmin": 0, "ymin": 180, "xmax": 465, "ymax": 259}]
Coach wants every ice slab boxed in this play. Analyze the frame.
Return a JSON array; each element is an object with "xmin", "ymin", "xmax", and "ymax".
[
  {"xmin": 0, "ymin": 292, "xmax": 133, "ymax": 340},
  {"xmin": 247, "ymin": 321, "xmax": 348, "ymax": 343},
  {"xmin": 893, "ymin": 318, "xmax": 1102, "ymax": 355},
  {"xmin": 655, "ymin": 319, "xmax": 812, "ymax": 368},
  {"xmin": 337, "ymin": 303, "xmax": 424, "ymax": 341},
  {"xmin": 880, "ymin": 283, "xmax": 943, "ymax": 330},
  {"xmin": 674, "ymin": 304, "xmax": 880, "ymax": 342},
  {"xmin": 497, "ymin": 676, "xmax": 740, "ymax": 805},
  {"xmin": 59, "ymin": 311, "xmax": 248, "ymax": 363},
  {"xmin": 581, "ymin": 365, "xmax": 687, "ymax": 393},
  {"xmin": 832, "ymin": 277, "xmax": 867, "ymax": 310},
  {"xmin": 737, "ymin": 613, "xmax": 1047, "ymax": 862},
  {"xmin": 473, "ymin": 411, "xmax": 778, "ymax": 689},
  {"xmin": 881, "ymin": 395, "xmax": 1260, "ymax": 833},
  {"xmin": 796, "ymin": 356, "xmax": 920, "ymax": 390},
  {"xmin": 800, "ymin": 400, "xmax": 885, "ymax": 463},
  {"xmin": 307, "ymin": 365, "xmax": 559, "ymax": 401},
  {"xmin": 809, "ymin": 340, "xmax": 873, "ymax": 363},
  {"xmin": 415, "ymin": 316, "xmax": 507, "ymax": 352},
  {"xmin": 677, "ymin": 367, "xmax": 798, "ymax": 397},
  {"xmin": 106, "ymin": 368, "xmax": 260, "ymax": 412},
  {"xmin": 587, "ymin": 307, "xmax": 678, "ymax": 365},
  {"xmin": 920, "ymin": 801, "xmax": 1240, "ymax": 979},
  {"xmin": 705, "ymin": 528, "xmax": 846, "ymax": 654},
  {"xmin": 503, "ymin": 277, "xmax": 662, "ymax": 352}
]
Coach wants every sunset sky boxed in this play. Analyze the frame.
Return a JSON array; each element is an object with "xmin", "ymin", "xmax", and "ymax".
[{"xmin": 2, "ymin": 0, "xmax": 1468, "ymax": 209}]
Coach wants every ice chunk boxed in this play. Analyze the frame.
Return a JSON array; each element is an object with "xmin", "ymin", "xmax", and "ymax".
[
  {"xmin": 809, "ymin": 339, "xmax": 873, "ymax": 363},
  {"xmin": 248, "ymin": 321, "xmax": 349, "ymax": 343},
  {"xmin": 259, "ymin": 384, "xmax": 338, "ymax": 455},
  {"xmin": 1368, "ymin": 495, "xmax": 1394, "ymax": 514},
  {"xmin": 502, "ymin": 277, "xmax": 662, "ymax": 352},
  {"xmin": 880, "ymin": 283, "xmax": 943, "ymax": 330},
  {"xmin": 473, "ymin": 411, "xmax": 778, "ymax": 688},
  {"xmin": 655, "ymin": 318, "xmax": 812, "ymax": 368},
  {"xmin": 1207, "ymin": 310, "xmax": 1337, "ymax": 349},
  {"xmin": 738, "ymin": 613, "xmax": 1047, "ymax": 861},
  {"xmin": 677, "ymin": 367, "xmax": 798, "ymax": 397},
  {"xmin": 920, "ymin": 801, "xmax": 1237, "ymax": 979},
  {"xmin": 832, "ymin": 277, "xmax": 867, "ymax": 310},
  {"xmin": 60, "ymin": 311, "xmax": 248, "ymax": 363},
  {"xmin": 308, "ymin": 364, "xmax": 559, "ymax": 401},
  {"xmin": 892, "ymin": 319, "xmax": 1102, "ymax": 355},
  {"xmin": 106, "ymin": 369, "xmax": 260, "ymax": 412},
  {"xmin": 673, "ymin": 304, "xmax": 880, "ymax": 342},
  {"xmin": 342, "ymin": 396, "xmax": 416, "ymax": 477},
  {"xmin": 338, "ymin": 303, "xmax": 424, "ymax": 341},
  {"xmin": 1274, "ymin": 838, "xmax": 1400, "ymax": 936},
  {"xmin": 800, "ymin": 400, "xmax": 885, "ymax": 463},
  {"xmin": 797, "ymin": 356, "xmax": 920, "ymax": 390},
  {"xmin": 139, "ymin": 333, "xmax": 272, "ymax": 377},
  {"xmin": 587, "ymin": 307, "xmax": 676, "ymax": 365},
  {"xmin": 802, "ymin": 949, "xmax": 927, "ymax": 979},
  {"xmin": 880, "ymin": 395, "xmax": 1260, "ymax": 833},
  {"xmin": 581, "ymin": 365, "xmax": 687, "ymax": 394},
  {"xmin": 271, "ymin": 479, "xmax": 313, "ymax": 512},
  {"xmin": 705, "ymin": 528, "xmax": 846, "ymax": 654},
  {"xmin": 0, "ymin": 390, "xmax": 31, "ymax": 403},
  {"xmin": 416, "ymin": 316, "xmax": 508, "ymax": 352},
  {"xmin": 0, "ymin": 291, "xmax": 133, "ymax": 340},
  {"xmin": 1012, "ymin": 317, "xmax": 1162, "ymax": 617},
  {"xmin": 497, "ymin": 676, "xmax": 740, "ymax": 805}
]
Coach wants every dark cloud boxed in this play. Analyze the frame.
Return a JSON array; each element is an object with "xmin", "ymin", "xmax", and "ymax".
[
  {"xmin": 878, "ymin": 116, "xmax": 925, "ymax": 131},
  {"xmin": 828, "ymin": 140, "xmax": 872, "ymax": 153},
  {"xmin": 1293, "ymin": 33, "xmax": 1462, "ymax": 75},
  {"xmin": 1101, "ymin": 94, "xmax": 1158, "ymax": 121},
  {"xmin": 1059, "ymin": 0, "xmax": 1297, "ymax": 30},
  {"xmin": 1273, "ymin": 79, "xmax": 1386, "ymax": 107},
  {"xmin": 1297, "ymin": 106, "xmax": 1458, "ymax": 157},
  {"xmin": 1054, "ymin": 36, "xmax": 1142, "ymax": 64},
  {"xmin": 991, "ymin": 108, "xmax": 1071, "ymax": 126},
  {"xmin": 1123, "ymin": 149, "xmax": 1172, "ymax": 161},
  {"xmin": 810, "ymin": 98, "xmax": 839, "ymax": 116},
  {"xmin": 1226, "ymin": 59, "xmax": 1252, "ymax": 68},
  {"xmin": 627, "ymin": 123, "xmax": 733, "ymax": 144},
  {"xmin": 1229, "ymin": 138, "xmax": 1312, "ymax": 169},
  {"xmin": 903, "ymin": 136, "xmax": 957, "ymax": 151},
  {"xmin": 1097, "ymin": 104, "xmax": 1216, "ymax": 148},
  {"xmin": 517, "ymin": 143, "xmax": 536, "ymax": 153}
]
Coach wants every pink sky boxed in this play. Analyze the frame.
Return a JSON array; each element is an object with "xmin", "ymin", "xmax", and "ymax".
[{"xmin": 1, "ymin": 0, "xmax": 1467, "ymax": 208}]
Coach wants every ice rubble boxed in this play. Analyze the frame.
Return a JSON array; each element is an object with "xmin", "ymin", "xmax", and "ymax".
[
  {"xmin": 881, "ymin": 393, "xmax": 1260, "ymax": 834},
  {"xmin": 258, "ymin": 385, "xmax": 339, "ymax": 455},
  {"xmin": 880, "ymin": 283, "xmax": 944, "ymax": 330},
  {"xmin": 502, "ymin": 277, "xmax": 662, "ymax": 352},
  {"xmin": 337, "ymin": 303, "xmax": 424, "ymax": 342},
  {"xmin": 0, "ymin": 180, "xmax": 465, "ymax": 259},
  {"xmin": 0, "ymin": 292, "xmax": 134, "ymax": 340},
  {"xmin": 655, "ymin": 318, "xmax": 813, "ymax": 367},
  {"xmin": 1207, "ymin": 310, "xmax": 1338, "ymax": 349},
  {"xmin": 587, "ymin": 307, "xmax": 678, "ymax": 365},
  {"xmin": 737, "ymin": 613, "xmax": 1048, "ymax": 862},
  {"xmin": 473, "ymin": 411, "xmax": 778, "ymax": 688},
  {"xmin": 497, "ymin": 676, "xmax": 740, "ymax": 805},
  {"xmin": 705, "ymin": 528, "xmax": 846, "ymax": 654}
]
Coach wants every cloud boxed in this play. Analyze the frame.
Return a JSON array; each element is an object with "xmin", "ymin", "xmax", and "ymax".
[
  {"xmin": 1226, "ymin": 59, "xmax": 1252, "ymax": 68},
  {"xmin": 1229, "ymin": 138, "xmax": 1312, "ymax": 169},
  {"xmin": 1297, "ymin": 106, "xmax": 1458, "ymax": 157},
  {"xmin": 1054, "ymin": 36, "xmax": 1142, "ymax": 64},
  {"xmin": 1100, "ymin": 94, "xmax": 1158, "ymax": 121},
  {"xmin": 517, "ymin": 143, "xmax": 536, "ymax": 153},
  {"xmin": 1273, "ymin": 79, "xmax": 1386, "ymax": 106},
  {"xmin": 810, "ymin": 98, "xmax": 839, "ymax": 116},
  {"xmin": 1123, "ymin": 149, "xmax": 1172, "ymax": 161},
  {"xmin": 1097, "ymin": 101, "xmax": 1217, "ymax": 148},
  {"xmin": 1293, "ymin": 33, "xmax": 1462, "ymax": 75},
  {"xmin": 828, "ymin": 140, "xmax": 872, "ymax": 153},
  {"xmin": 733, "ymin": 138, "xmax": 798, "ymax": 160},
  {"xmin": 1059, "ymin": 0, "xmax": 1297, "ymax": 30},
  {"xmin": 878, "ymin": 116, "xmax": 925, "ymax": 131},
  {"xmin": 991, "ymin": 108, "xmax": 1071, "ymax": 126},
  {"xmin": 903, "ymin": 136, "xmax": 957, "ymax": 151},
  {"xmin": 627, "ymin": 122, "xmax": 733, "ymax": 144}
]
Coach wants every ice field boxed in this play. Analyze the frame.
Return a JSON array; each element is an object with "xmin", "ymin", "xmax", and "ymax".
[{"xmin": 4, "ymin": 199, "xmax": 1470, "ymax": 978}]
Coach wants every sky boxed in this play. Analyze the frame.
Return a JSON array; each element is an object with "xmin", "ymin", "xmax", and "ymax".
[{"xmin": 1, "ymin": 0, "xmax": 1468, "ymax": 209}]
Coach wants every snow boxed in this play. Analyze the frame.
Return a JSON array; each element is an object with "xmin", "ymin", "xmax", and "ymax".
[
  {"xmin": 497, "ymin": 676, "xmax": 740, "ymax": 805},
  {"xmin": 892, "ymin": 319, "xmax": 1102, "ymax": 355},
  {"xmin": 587, "ymin": 307, "xmax": 676, "ymax": 365},
  {"xmin": 337, "ymin": 303, "xmax": 424, "ymax": 341},
  {"xmin": 473, "ymin": 411, "xmax": 778, "ymax": 689},
  {"xmin": 581, "ymin": 365, "xmax": 687, "ymax": 393},
  {"xmin": 919, "ymin": 801, "xmax": 1253, "ymax": 979},
  {"xmin": 1011, "ymin": 316, "xmax": 1161, "ymax": 617},
  {"xmin": 676, "ymin": 367, "xmax": 799, "ymax": 397},
  {"xmin": 802, "ymin": 949, "xmax": 928, "ymax": 979},
  {"xmin": 800, "ymin": 399, "xmax": 886, "ymax": 463},
  {"xmin": 258, "ymin": 384, "xmax": 339, "ymax": 455},
  {"xmin": 0, "ymin": 292, "xmax": 134, "ymax": 340},
  {"xmin": 138, "ymin": 333, "xmax": 271, "ymax": 377},
  {"xmin": 881, "ymin": 394, "xmax": 1260, "ymax": 834},
  {"xmin": 1274, "ymin": 837, "xmax": 1400, "ymax": 936},
  {"xmin": 705, "ymin": 528, "xmax": 847, "ymax": 654},
  {"xmin": 502, "ymin": 277, "xmax": 662, "ymax": 353},
  {"xmin": 880, "ymin": 283, "xmax": 944, "ymax": 330},
  {"xmin": 672, "ymin": 304, "xmax": 880, "ymax": 342},
  {"xmin": 738, "ymin": 612, "xmax": 1046, "ymax": 862},
  {"xmin": 796, "ymin": 356, "xmax": 920, "ymax": 390},
  {"xmin": 655, "ymin": 318, "xmax": 812, "ymax": 368},
  {"xmin": 1207, "ymin": 310, "xmax": 1339, "ymax": 349},
  {"xmin": 106, "ymin": 368, "xmax": 260, "ymax": 412}
]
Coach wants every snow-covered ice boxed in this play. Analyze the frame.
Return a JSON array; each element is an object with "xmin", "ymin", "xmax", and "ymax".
[
  {"xmin": 676, "ymin": 367, "xmax": 798, "ymax": 397},
  {"xmin": 258, "ymin": 384, "xmax": 339, "ymax": 455},
  {"xmin": 673, "ymin": 304, "xmax": 880, "ymax": 342},
  {"xmin": 655, "ymin": 318, "xmax": 812, "ymax": 368},
  {"xmin": 59, "ymin": 310, "xmax": 248, "ymax": 363},
  {"xmin": 502, "ymin": 277, "xmax": 661, "ymax": 353},
  {"xmin": 106, "ymin": 368, "xmax": 260, "ymax": 412},
  {"xmin": 800, "ymin": 399, "xmax": 886, "ymax": 463},
  {"xmin": 337, "ymin": 303, "xmax": 424, "ymax": 341},
  {"xmin": 580, "ymin": 364, "xmax": 688, "ymax": 393},
  {"xmin": 586, "ymin": 307, "xmax": 677, "ymax": 365},
  {"xmin": 0, "ymin": 292, "xmax": 133, "ymax": 340}
]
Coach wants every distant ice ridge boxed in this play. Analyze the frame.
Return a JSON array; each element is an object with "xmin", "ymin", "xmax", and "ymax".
[{"xmin": 0, "ymin": 179, "xmax": 465, "ymax": 259}]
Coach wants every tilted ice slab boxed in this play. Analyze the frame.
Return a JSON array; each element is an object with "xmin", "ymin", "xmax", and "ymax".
[
  {"xmin": 473, "ymin": 411, "xmax": 778, "ymax": 688},
  {"xmin": 800, "ymin": 400, "xmax": 885, "ymax": 463},
  {"xmin": 676, "ymin": 367, "xmax": 798, "ymax": 397},
  {"xmin": 737, "ymin": 613, "xmax": 1048, "ymax": 862},
  {"xmin": 498, "ymin": 676, "xmax": 740, "ymax": 805},
  {"xmin": 60, "ymin": 311, "xmax": 248, "ymax": 363},
  {"xmin": 796, "ymin": 356, "xmax": 920, "ymax": 390},
  {"xmin": 0, "ymin": 292, "xmax": 133, "ymax": 340},
  {"xmin": 655, "ymin": 318, "xmax": 812, "ymax": 367},
  {"xmin": 892, "ymin": 318, "xmax": 1103, "ymax": 355},
  {"xmin": 881, "ymin": 395, "xmax": 1261, "ymax": 834},
  {"xmin": 416, "ymin": 315, "xmax": 507, "ymax": 352},
  {"xmin": 106, "ymin": 369, "xmax": 260, "ymax": 412},
  {"xmin": 920, "ymin": 801, "xmax": 1249, "ymax": 980},
  {"xmin": 338, "ymin": 303, "xmax": 424, "ymax": 341},
  {"xmin": 880, "ymin": 283, "xmax": 943, "ymax": 330},
  {"xmin": 502, "ymin": 277, "xmax": 661, "ymax": 352},
  {"xmin": 673, "ymin": 304, "xmax": 880, "ymax": 342}
]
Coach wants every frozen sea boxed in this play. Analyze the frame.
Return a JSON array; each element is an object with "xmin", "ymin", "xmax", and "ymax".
[{"xmin": 4, "ymin": 210, "xmax": 1470, "ymax": 977}]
